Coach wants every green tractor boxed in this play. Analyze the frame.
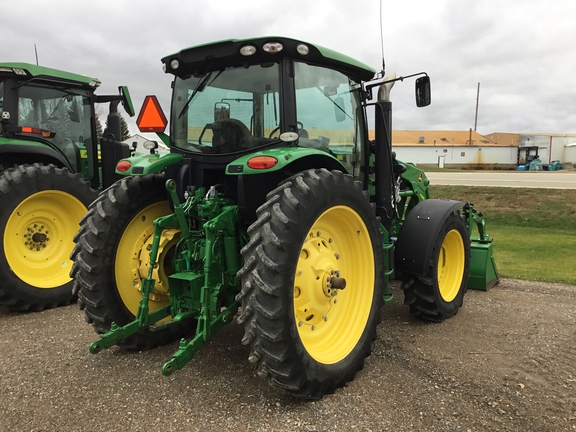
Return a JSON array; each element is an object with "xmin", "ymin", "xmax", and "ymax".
[
  {"xmin": 71, "ymin": 37, "xmax": 498, "ymax": 399},
  {"xmin": 0, "ymin": 63, "xmax": 135, "ymax": 311}
]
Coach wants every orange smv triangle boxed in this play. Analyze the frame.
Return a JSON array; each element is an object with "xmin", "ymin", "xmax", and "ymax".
[{"xmin": 136, "ymin": 95, "xmax": 168, "ymax": 133}]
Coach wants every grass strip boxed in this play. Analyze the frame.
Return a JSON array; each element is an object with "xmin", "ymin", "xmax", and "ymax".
[{"xmin": 428, "ymin": 186, "xmax": 576, "ymax": 285}]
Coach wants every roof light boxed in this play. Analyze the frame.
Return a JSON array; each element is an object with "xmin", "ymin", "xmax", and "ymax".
[
  {"xmin": 170, "ymin": 59, "xmax": 180, "ymax": 70},
  {"xmin": 88, "ymin": 80, "xmax": 100, "ymax": 88},
  {"xmin": 116, "ymin": 160, "xmax": 132, "ymax": 172},
  {"xmin": 0, "ymin": 67, "xmax": 28, "ymax": 75},
  {"xmin": 240, "ymin": 45, "xmax": 257, "ymax": 56},
  {"xmin": 247, "ymin": 156, "xmax": 278, "ymax": 170},
  {"xmin": 296, "ymin": 44, "xmax": 309, "ymax": 55},
  {"xmin": 162, "ymin": 63, "xmax": 167, "ymax": 72},
  {"xmin": 263, "ymin": 42, "xmax": 283, "ymax": 53}
]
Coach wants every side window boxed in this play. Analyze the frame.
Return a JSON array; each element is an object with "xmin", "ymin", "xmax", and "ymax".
[
  {"xmin": 15, "ymin": 85, "xmax": 93, "ymax": 172},
  {"xmin": 294, "ymin": 62, "xmax": 363, "ymax": 176}
]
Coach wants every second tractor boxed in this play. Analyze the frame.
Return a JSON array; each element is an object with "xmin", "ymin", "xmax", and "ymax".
[{"xmin": 0, "ymin": 62, "xmax": 134, "ymax": 311}]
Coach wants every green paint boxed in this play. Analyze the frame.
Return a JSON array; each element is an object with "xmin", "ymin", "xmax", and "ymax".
[
  {"xmin": 115, "ymin": 152, "xmax": 183, "ymax": 175},
  {"xmin": 89, "ymin": 182, "xmax": 244, "ymax": 376},
  {"xmin": 226, "ymin": 147, "xmax": 346, "ymax": 175},
  {"xmin": 0, "ymin": 62, "xmax": 100, "ymax": 87},
  {"xmin": 0, "ymin": 137, "xmax": 48, "ymax": 148}
]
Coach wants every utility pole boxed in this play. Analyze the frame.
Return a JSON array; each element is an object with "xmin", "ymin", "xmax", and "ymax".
[{"xmin": 474, "ymin": 82, "xmax": 480, "ymax": 131}]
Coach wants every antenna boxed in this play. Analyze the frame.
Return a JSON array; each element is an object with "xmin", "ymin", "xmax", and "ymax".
[
  {"xmin": 379, "ymin": 0, "xmax": 385, "ymax": 76},
  {"xmin": 474, "ymin": 82, "xmax": 480, "ymax": 131},
  {"xmin": 34, "ymin": 44, "xmax": 39, "ymax": 65}
]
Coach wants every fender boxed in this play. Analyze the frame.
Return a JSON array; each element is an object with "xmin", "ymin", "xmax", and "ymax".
[
  {"xmin": 226, "ymin": 147, "xmax": 346, "ymax": 175},
  {"xmin": 395, "ymin": 199, "xmax": 464, "ymax": 275},
  {"xmin": 0, "ymin": 142, "xmax": 74, "ymax": 171},
  {"xmin": 115, "ymin": 152, "xmax": 183, "ymax": 176}
]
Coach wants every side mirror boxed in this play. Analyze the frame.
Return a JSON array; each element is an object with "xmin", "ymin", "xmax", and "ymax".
[
  {"xmin": 415, "ymin": 76, "xmax": 431, "ymax": 107},
  {"xmin": 214, "ymin": 102, "xmax": 230, "ymax": 121},
  {"xmin": 119, "ymin": 86, "xmax": 135, "ymax": 117}
]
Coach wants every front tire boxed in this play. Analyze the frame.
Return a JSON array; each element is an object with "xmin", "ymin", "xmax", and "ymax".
[
  {"xmin": 70, "ymin": 174, "xmax": 191, "ymax": 349},
  {"xmin": 0, "ymin": 164, "xmax": 97, "ymax": 311},
  {"xmin": 236, "ymin": 169, "xmax": 383, "ymax": 399},
  {"xmin": 401, "ymin": 212, "xmax": 470, "ymax": 322}
]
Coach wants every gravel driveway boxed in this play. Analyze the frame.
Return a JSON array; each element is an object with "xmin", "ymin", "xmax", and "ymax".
[{"xmin": 1, "ymin": 278, "xmax": 574, "ymax": 432}]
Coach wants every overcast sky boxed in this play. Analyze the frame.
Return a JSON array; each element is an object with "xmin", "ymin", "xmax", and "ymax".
[{"xmin": 3, "ymin": 0, "xmax": 575, "ymax": 139}]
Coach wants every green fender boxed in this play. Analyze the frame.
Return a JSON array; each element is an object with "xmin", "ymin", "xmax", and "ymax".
[
  {"xmin": 115, "ymin": 152, "xmax": 183, "ymax": 175},
  {"xmin": 0, "ymin": 137, "xmax": 74, "ymax": 171},
  {"xmin": 225, "ymin": 147, "xmax": 347, "ymax": 175}
]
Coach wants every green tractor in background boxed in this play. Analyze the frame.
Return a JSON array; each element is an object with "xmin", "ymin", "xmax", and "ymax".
[
  {"xmin": 0, "ymin": 63, "xmax": 134, "ymax": 311},
  {"xmin": 71, "ymin": 37, "xmax": 498, "ymax": 399}
]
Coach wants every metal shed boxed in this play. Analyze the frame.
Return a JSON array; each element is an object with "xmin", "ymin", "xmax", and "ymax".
[{"xmin": 565, "ymin": 142, "xmax": 576, "ymax": 165}]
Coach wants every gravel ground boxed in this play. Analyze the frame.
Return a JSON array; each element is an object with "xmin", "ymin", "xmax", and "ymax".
[{"xmin": 1, "ymin": 278, "xmax": 575, "ymax": 432}]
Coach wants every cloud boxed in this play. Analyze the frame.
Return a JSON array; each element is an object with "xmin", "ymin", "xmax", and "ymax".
[{"xmin": 2, "ymin": 0, "xmax": 575, "ymax": 136}]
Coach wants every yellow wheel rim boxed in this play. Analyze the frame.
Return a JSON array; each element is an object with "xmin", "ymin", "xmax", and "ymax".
[
  {"xmin": 4, "ymin": 190, "xmax": 87, "ymax": 288},
  {"xmin": 115, "ymin": 201, "xmax": 179, "ymax": 318},
  {"xmin": 294, "ymin": 205, "xmax": 375, "ymax": 364},
  {"xmin": 437, "ymin": 228, "xmax": 465, "ymax": 302}
]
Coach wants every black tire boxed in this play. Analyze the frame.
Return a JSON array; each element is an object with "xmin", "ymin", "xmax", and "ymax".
[
  {"xmin": 401, "ymin": 212, "xmax": 471, "ymax": 322},
  {"xmin": 70, "ymin": 174, "xmax": 193, "ymax": 350},
  {"xmin": 0, "ymin": 163, "xmax": 97, "ymax": 311},
  {"xmin": 236, "ymin": 169, "xmax": 383, "ymax": 399}
]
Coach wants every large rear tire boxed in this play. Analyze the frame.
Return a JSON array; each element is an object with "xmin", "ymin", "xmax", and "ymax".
[
  {"xmin": 70, "ymin": 174, "xmax": 192, "ymax": 350},
  {"xmin": 0, "ymin": 164, "xmax": 97, "ymax": 311},
  {"xmin": 401, "ymin": 212, "xmax": 470, "ymax": 322},
  {"xmin": 236, "ymin": 169, "xmax": 383, "ymax": 399}
]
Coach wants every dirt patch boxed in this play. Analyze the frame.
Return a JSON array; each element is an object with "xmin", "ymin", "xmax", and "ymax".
[{"xmin": 0, "ymin": 278, "xmax": 574, "ymax": 431}]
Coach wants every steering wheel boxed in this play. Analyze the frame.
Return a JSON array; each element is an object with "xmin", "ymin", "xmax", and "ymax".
[{"xmin": 268, "ymin": 122, "xmax": 304, "ymax": 138}]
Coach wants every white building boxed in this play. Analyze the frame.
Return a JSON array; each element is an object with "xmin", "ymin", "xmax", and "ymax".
[
  {"xmin": 387, "ymin": 130, "xmax": 517, "ymax": 168},
  {"xmin": 370, "ymin": 130, "xmax": 576, "ymax": 169}
]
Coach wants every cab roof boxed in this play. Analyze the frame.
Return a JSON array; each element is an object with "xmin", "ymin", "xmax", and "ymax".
[
  {"xmin": 0, "ymin": 62, "xmax": 101, "ymax": 88},
  {"xmin": 162, "ymin": 36, "xmax": 376, "ymax": 83}
]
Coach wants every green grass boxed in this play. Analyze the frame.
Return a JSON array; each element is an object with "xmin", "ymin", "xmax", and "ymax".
[{"xmin": 428, "ymin": 186, "xmax": 576, "ymax": 285}]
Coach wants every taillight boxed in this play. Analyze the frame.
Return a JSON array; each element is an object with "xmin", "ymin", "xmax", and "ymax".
[
  {"xmin": 20, "ymin": 126, "xmax": 55, "ymax": 138},
  {"xmin": 116, "ymin": 160, "xmax": 131, "ymax": 172},
  {"xmin": 247, "ymin": 156, "xmax": 278, "ymax": 170}
]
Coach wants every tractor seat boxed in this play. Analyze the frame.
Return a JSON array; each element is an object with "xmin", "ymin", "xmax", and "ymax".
[{"xmin": 212, "ymin": 119, "xmax": 254, "ymax": 153}]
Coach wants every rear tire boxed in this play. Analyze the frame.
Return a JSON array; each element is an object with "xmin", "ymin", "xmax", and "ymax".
[
  {"xmin": 71, "ymin": 174, "xmax": 192, "ymax": 350},
  {"xmin": 401, "ymin": 212, "xmax": 470, "ymax": 322},
  {"xmin": 236, "ymin": 169, "xmax": 383, "ymax": 399},
  {"xmin": 0, "ymin": 164, "xmax": 97, "ymax": 311}
]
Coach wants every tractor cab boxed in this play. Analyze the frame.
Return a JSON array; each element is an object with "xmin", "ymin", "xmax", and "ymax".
[
  {"xmin": 165, "ymin": 38, "xmax": 374, "ymax": 168},
  {"xmin": 130, "ymin": 38, "xmax": 381, "ymax": 217},
  {"xmin": 169, "ymin": 50, "xmax": 367, "ymax": 179},
  {"xmin": 0, "ymin": 63, "xmax": 100, "ymax": 175},
  {"xmin": 0, "ymin": 63, "xmax": 135, "ymax": 187}
]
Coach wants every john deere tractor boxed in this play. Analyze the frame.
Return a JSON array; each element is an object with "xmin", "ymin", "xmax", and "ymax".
[
  {"xmin": 0, "ymin": 63, "xmax": 134, "ymax": 311},
  {"xmin": 71, "ymin": 37, "xmax": 498, "ymax": 399}
]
